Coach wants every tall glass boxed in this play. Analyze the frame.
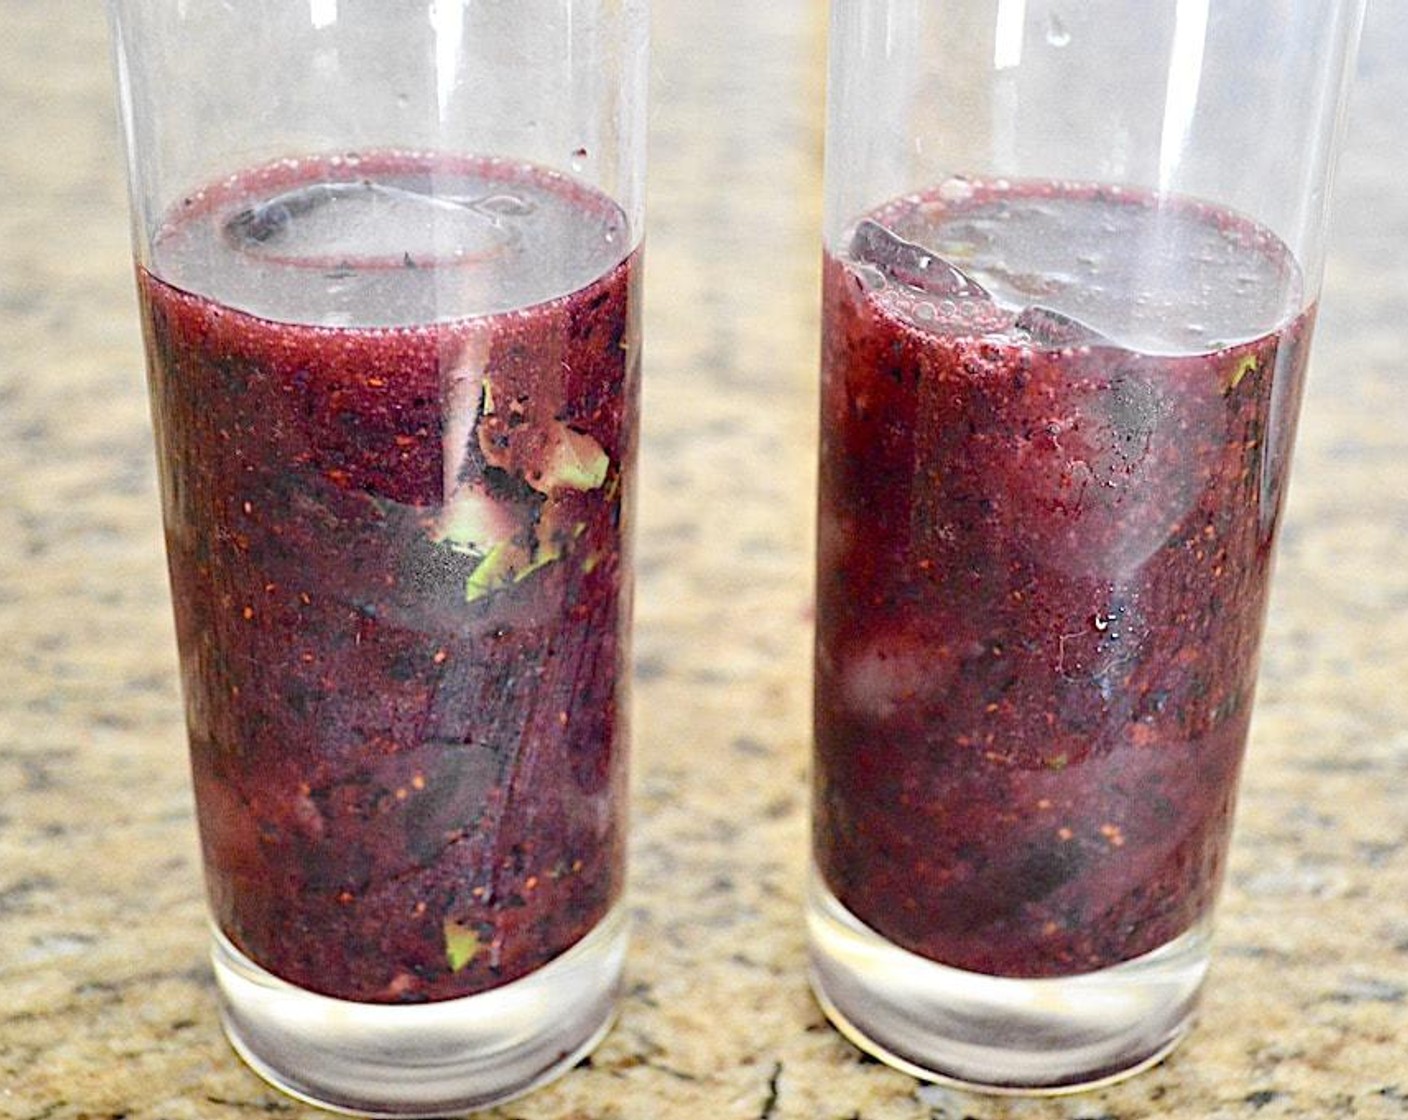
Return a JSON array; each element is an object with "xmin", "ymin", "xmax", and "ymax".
[
  {"xmin": 106, "ymin": 2, "xmax": 647, "ymax": 1114},
  {"xmin": 809, "ymin": 0, "xmax": 1364, "ymax": 1093}
]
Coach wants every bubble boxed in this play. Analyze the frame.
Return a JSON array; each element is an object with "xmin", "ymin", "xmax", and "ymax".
[
  {"xmin": 1046, "ymin": 12, "xmax": 1072, "ymax": 47},
  {"xmin": 938, "ymin": 177, "xmax": 975, "ymax": 203}
]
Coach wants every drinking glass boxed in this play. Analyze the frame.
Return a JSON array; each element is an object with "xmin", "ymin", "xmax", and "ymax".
[
  {"xmin": 106, "ymin": 2, "xmax": 647, "ymax": 1113},
  {"xmin": 809, "ymin": 0, "xmax": 1365, "ymax": 1092}
]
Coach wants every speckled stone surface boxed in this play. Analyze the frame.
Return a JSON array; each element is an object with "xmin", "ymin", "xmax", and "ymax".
[{"xmin": 1, "ymin": 2, "xmax": 1404, "ymax": 1118}]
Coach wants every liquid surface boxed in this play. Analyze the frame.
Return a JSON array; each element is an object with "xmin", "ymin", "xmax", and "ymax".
[
  {"xmin": 152, "ymin": 152, "xmax": 630, "ymax": 326},
  {"xmin": 851, "ymin": 178, "xmax": 1299, "ymax": 355},
  {"xmin": 814, "ymin": 180, "xmax": 1312, "ymax": 978}
]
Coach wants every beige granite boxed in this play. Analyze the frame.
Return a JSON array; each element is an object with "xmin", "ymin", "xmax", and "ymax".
[{"xmin": 1, "ymin": 1, "xmax": 1404, "ymax": 1118}]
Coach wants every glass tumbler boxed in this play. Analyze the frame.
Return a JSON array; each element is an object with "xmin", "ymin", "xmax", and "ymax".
[
  {"xmin": 106, "ymin": 2, "xmax": 647, "ymax": 1114},
  {"xmin": 809, "ymin": 0, "xmax": 1364, "ymax": 1093}
]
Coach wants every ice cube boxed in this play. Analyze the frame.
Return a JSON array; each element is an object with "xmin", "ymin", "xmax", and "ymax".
[
  {"xmin": 838, "ymin": 629, "xmax": 966, "ymax": 721},
  {"xmin": 849, "ymin": 219, "xmax": 990, "ymax": 300},
  {"xmin": 1014, "ymin": 305, "xmax": 1111, "ymax": 348},
  {"xmin": 222, "ymin": 180, "xmax": 517, "ymax": 265}
]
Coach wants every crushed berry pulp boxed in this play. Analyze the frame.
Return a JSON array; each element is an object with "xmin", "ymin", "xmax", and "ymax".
[
  {"xmin": 813, "ymin": 179, "xmax": 1313, "ymax": 978},
  {"xmin": 138, "ymin": 152, "xmax": 639, "ymax": 1003}
]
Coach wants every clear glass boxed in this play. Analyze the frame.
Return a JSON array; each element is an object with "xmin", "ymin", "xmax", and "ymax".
[
  {"xmin": 811, "ymin": 0, "xmax": 1364, "ymax": 1094},
  {"xmin": 106, "ymin": 3, "xmax": 647, "ymax": 1115}
]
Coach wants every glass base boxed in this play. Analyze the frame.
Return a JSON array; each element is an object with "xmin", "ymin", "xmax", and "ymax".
[
  {"xmin": 211, "ymin": 904, "xmax": 628, "ymax": 1117},
  {"xmin": 806, "ymin": 869, "xmax": 1209, "ymax": 1094}
]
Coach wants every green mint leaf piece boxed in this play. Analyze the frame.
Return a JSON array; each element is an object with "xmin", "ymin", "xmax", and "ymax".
[
  {"xmin": 444, "ymin": 919, "xmax": 481, "ymax": 972},
  {"xmin": 465, "ymin": 541, "xmax": 520, "ymax": 602},
  {"xmin": 537, "ymin": 427, "xmax": 609, "ymax": 493},
  {"xmin": 1225, "ymin": 354, "xmax": 1258, "ymax": 393}
]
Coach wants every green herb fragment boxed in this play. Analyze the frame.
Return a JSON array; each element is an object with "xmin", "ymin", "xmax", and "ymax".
[
  {"xmin": 464, "ymin": 541, "xmax": 519, "ymax": 602},
  {"xmin": 1225, "ymin": 354, "xmax": 1258, "ymax": 393},
  {"xmin": 464, "ymin": 537, "xmax": 571, "ymax": 602},
  {"xmin": 444, "ymin": 919, "xmax": 480, "ymax": 972},
  {"xmin": 539, "ymin": 428, "xmax": 609, "ymax": 492},
  {"xmin": 1045, "ymin": 752, "xmax": 1069, "ymax": 771},
  {"xmin": 512, "ymin": 546, "xmax": 561, "ymax": 584}
]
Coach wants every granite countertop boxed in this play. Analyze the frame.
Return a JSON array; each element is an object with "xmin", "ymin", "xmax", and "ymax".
[{"xmin": 2, "ymin": 2, "xmax": 1404, "ymax": 1118}]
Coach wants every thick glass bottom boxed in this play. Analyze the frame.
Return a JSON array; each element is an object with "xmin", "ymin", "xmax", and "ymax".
[
  {"xmin": 211, "ymin": 904, "xmax": 628, "ymax": 1117},
  {"xmin": 806, "ymin": 869, "xmax": 1209, "ymax": 1094}
]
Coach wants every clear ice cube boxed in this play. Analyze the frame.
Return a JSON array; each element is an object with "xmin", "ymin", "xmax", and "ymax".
[
  {"xmin": 849, "ymin": 219, "xmax": 991, "ymax": 300},
  {"xmin": 1013, "ymin": 304, "xmax": 1112, "ymax": 347},
  {"xmin": 223, "ymin": 180, "xmax": 525, "ymax": 265}
]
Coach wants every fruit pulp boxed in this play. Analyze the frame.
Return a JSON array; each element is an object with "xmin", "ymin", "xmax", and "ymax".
[
  {"xmin": 138, "ymin": 152, "xmax": 639, "ymax": 1003},
  {"xmin": 814, "ymin": 179, "xmax": 1313, "ymax": 978}
]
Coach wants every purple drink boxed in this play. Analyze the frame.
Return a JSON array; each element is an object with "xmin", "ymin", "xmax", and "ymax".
[
  {"xmin": 138, "ymin": 152, "xmax": 639, "ymax": 1004},
  {"xmin": 815, "ymin": 179, "xmax": 1312, "ymax": 979}
]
